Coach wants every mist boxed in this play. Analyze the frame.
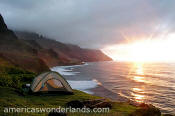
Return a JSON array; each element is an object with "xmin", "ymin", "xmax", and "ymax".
[{"xmin": 0, "ymin": 0, "xmax": 175, "ymax": 49}]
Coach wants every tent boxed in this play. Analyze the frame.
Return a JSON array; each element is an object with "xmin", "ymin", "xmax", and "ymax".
[{"xmin": 31, "ymin": 71, "xmax": 73, "ymax": 94}]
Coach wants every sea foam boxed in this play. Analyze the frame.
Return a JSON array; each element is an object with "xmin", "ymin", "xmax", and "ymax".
[
  {"xmin": 50, "ymin": 63, "xmax": 99, "ymax": 94},
  {"xmin": 68, "ymin": 80, "xmax": 98, "ymax": 94},
  {"xmin": 51, "ymin": 63, "xmax": 88, "ymax": 76}
]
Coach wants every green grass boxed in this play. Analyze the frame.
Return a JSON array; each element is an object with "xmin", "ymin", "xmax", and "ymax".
[{"xmin": 0, "ymin": 87, "xmax": 138, "ymax": 116}]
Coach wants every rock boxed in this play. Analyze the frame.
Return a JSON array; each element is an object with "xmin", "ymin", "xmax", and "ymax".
[
  {"xmin": 66, "ymin": 99, "xmax": 112, "ymax": 109},
  {"xmin": 48, "ymin": 112, "xmax": 67, "ymax": 116},
  {"xmin": 163, "ymin": 114, "xmax": 173, "ymax": 116},
  {"xmin": 128, "ymin": 100, "xmax": 140, "ymax": 107},
  {"xmin": 83, "ymin": 99, "xmax": 105, "ymax": 107},
  {"xmin": 0, "ymin": 14, "xmax": 8, "ymax": 32},
  {"xmin": 129, "ymin": 103, "xmax": 161, "ymax": 116},
  {"xmin": 139, "ymin": 103, "xmax": 151, "ymax": 109},
  {"xmin": 83, "ymin": 99, "xmax": 112, "ymax": 109},
  {"xmin": 91, "ymin": 101, "xmax": 112, "ymax": 109},
  {"xmin": 66, "ymin": 100, "xmax": 84, "ymax": 108}
]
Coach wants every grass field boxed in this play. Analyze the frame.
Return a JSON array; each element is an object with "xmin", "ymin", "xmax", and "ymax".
[{"xmin": 0, "ymin": 87, "xmax": 137, "ymax": 116}]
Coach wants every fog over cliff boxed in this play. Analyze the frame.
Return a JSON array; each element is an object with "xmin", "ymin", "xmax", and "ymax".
[{"xmin": 0, "ymin": 0, "xmax": 175, "ymax": 48}]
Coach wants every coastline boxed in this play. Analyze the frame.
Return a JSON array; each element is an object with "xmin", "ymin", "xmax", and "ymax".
[
  {"xmin": 0, "ymin": 61, "xmax": 173, "ymax": 115},
  {"xmin": 51, "ymin": 61, "xmax": 129, "ymax": 102},
  {"xmin": 51, "ymin": 62, "xmax": 175, "ymax": 115},
  {"xmin": 90, "ymin": 85, "xmax": 128, "ymax": 101},
  {"xmin": 51, "ymin": 61, "xmax": 136, "ymax": 101}
]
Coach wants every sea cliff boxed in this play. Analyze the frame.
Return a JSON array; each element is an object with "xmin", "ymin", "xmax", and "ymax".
[{"xmin": 0, "ymin": 14, "xmax": 112, "ymax": 73}]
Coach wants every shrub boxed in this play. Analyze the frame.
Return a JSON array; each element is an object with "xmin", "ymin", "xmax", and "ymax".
[
  {"xmin": 20, "ymin": 74, "xmax": 36, "ymax": 82},
  {"xmin": 0, "ymin": 74, "xmax": 13, "ymax": 87},
  {"xmin": 0, "ymin": 66, "xmax": 36, "ymax": 89},
  {"xmin": 5, "ymin": 66, "xmax": 34, "ymax": 74}
]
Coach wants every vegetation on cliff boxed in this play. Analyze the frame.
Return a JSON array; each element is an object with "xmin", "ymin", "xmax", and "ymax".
[
  {"xmin": 0, "ymin": 14, "xmax": 50, "ymax": 73},
  {"xmin": 0, "ymin": 14, "xmax": 112, "ymax": 73},
  {"xmin": 15, "ymin": 31, "xmax": 112, "ymax": 67}
]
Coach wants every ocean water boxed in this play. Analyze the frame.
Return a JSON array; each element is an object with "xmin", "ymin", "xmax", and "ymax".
[
  {"xmin": 51, "ymin": 63, "xmax": 98, "ymax": 94},
  {"xmin": 51, "ymin": 61, "xmax": 175, "ymax": 114}
]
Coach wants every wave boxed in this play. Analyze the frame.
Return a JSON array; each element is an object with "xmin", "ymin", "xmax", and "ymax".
[
  {"xmin": 68, "ymin": 80, "xmax": 99, "ymax": 94},
  {"xmin": 51, "ymin": 63, "xmax": 89, "ymax": 76}
]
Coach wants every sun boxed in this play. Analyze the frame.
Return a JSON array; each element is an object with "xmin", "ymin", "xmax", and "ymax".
[{"xmin": 102, "ymin": 33, "xmax": 175, "ymax": 62}]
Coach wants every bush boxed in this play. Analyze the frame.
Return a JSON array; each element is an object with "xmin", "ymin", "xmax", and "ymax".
[
  {"xmin": 20, "ymin": 74, "xmax": 36, "ymax": 82},
  {"xmin": 0, "ymin": 74, "xmax": 13, "ymax": 87},
  {"xmin": 0, "ymin": 66, "xmax": 36, "ymax": 89},
  {"xmin": 5, "ymin": 66, "xmax": 34, "ymax": 74}
]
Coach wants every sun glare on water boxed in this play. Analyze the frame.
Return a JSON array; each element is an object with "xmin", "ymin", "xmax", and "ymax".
[{"xmin": 102, "ymin": 34, "xmax": 175, "ymax": 62}]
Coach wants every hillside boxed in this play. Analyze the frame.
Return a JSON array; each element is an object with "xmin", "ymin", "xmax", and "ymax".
[
  {"xmin": 0, "ymin": 15, "xmax": 50, "ymax": 73},
  {"xmin": 15, "ymin": 31, "xmax": 112, "ymax": 67},
  {"xmin": 0, "ymin": 14, "xmax": 112, "ymax": 73}
]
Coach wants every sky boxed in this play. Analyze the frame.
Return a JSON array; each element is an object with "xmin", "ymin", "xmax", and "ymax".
[{"xmin": 0, "ymin": 0, "xmax": 175, "ymax": 49}]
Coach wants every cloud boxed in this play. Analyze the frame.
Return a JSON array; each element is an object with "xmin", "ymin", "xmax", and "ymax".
[{"xmin": 0, "ymin": 0, "xmax": 175, "ymax": 48}]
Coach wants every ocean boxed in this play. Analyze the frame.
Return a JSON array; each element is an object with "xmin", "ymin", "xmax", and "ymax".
[{"xmin": 51, "ymin": 61, "xmax": 175, "ymax": 114}]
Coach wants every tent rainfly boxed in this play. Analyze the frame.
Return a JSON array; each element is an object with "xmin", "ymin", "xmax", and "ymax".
[{"xmin": 31, "ymin": 71, "xmax": 73, "ymax": 94}]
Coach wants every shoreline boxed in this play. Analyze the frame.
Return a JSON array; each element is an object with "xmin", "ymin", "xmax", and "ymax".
[
  {"xmin": 90, "ymin": 85, "xmax": 128, "ymax": 101},
  {"xmin": 51, "ymin": 62, "xmax": 139, "ymax": 102},
  {"xmin": 51, "ymin": 62, "xmax": 132, "ymax": 105},
  {"xmin": 50, "ymin": 60, "xmax": 114, "ymax": 69},
  {"xmin": 51, "ymin": 62, "xmax": 175, "ymax": 115}
]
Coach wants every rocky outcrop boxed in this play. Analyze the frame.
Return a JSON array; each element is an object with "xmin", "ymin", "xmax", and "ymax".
[
  {"xmin": 0, "ymin": 14, "xmax": 8, "ymax": 32},
  {"xmin": 0, "ymin": 14, "xmax": 18, "ymax": 39}
]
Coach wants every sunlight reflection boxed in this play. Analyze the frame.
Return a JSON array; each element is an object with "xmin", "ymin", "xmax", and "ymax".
[
  {"xmin": 131, "ymin": 63, "xmax": 146, "ymax": 102},
  {"xmin": 133, "ymin": 63, "xmax": 145, "ymax": 83},
  {"xmin": 131, "ymin": 92, "xmax": 145, "ymax": 101},
  {"xmin": 136, "ymin": 63, "xmax": 144, "ymax": 74},
  {"xmin": 133, "ymin": 87, "xmax": 141, "ymax": 92},
  {"xmin": 132, "ymin": 87, "xmax": 145, "ymax": 94},
  {"xmin": 133, "ymin": 76, "xmax": 144, "ymax": 82}
]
